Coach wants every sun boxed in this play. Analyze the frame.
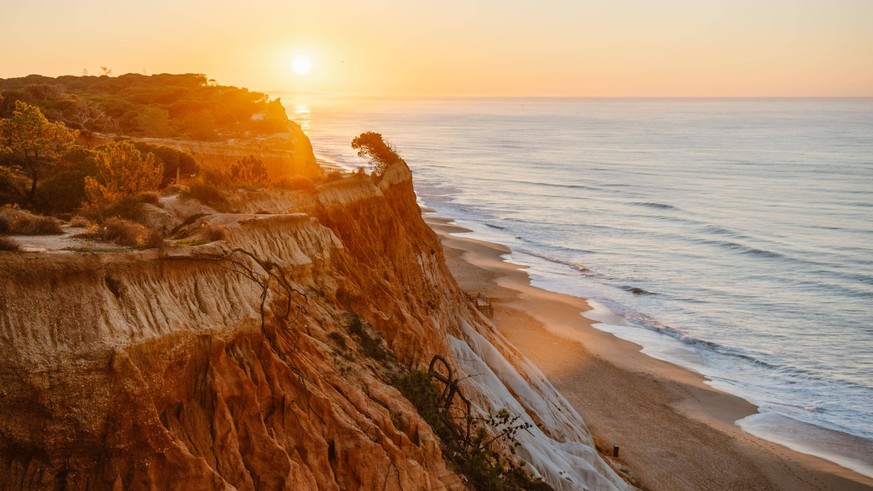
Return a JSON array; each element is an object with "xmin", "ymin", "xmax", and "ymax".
[{"xmin": 292, "ymin": 56, "xmax": 312, "ymax": 77}]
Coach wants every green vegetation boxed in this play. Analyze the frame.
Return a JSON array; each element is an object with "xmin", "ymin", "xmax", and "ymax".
[
  {"xmin": 351, "ymin": 132, "xmax": 406, "ymax": 176},
  {"xmin": 0, "ymin": 73, "xmax": 291, "ymax": 140},
  {"xmin": 231, "ymin": 155, "xmax": 269, "ymax": 186},
  {"xmin": 130, "ymin": 141, "xmax": 199, "ymax": 186},
  {"xmin": 0, "ymin": 100, "xmax": 202, "ymax": 215},
  {"xmin": 346, "ymin": 314, "xmax": 389, "ymax": 361},
  {"xmin": 84, "ymin": 141, "xmax": 163, "ymax": 216},
  {"xmin": 0, "ymin": 100, "xmax": 78, "ymax": 202},
  {"xmin": 90, "ymin": 217, "xmax": 163, "ymax": 248},
  {"xmin": 0, "ymin": 74, "xmax": 332, "ymax": 252},
  {"xmin": 396, "ymin": 369, "xmax": 552, "ymax": 491},
  {"xmin": 179, "ymin": 183, "xmax": 230, "ymax": 211}
]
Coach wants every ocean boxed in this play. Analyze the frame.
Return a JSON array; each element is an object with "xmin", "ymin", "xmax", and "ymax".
[{"xmin": 276, "ymin": 95, "xmax": 873, "ymax": 477}]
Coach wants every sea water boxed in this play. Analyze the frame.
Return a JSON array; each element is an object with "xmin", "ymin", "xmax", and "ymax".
[{"xmin": 276, "ymin": 95, "xmax": 873, "ymax": 476}]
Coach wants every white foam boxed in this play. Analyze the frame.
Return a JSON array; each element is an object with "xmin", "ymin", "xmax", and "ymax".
[{"xmin": 738, "ymin": 412, "xmax": 873, "ymax": 479}]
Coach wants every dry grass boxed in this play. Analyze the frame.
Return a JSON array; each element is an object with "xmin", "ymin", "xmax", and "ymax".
[
  {"xmin": 203, "ymin": 223, "xmax": 227, "ymax": 242},
  {"xmin": 324, "ymin": 170, "xmax": 344, "ymax": 182},
  {"xmin": 180, "ymin": 183, "xmax": 231, "ymax": 211},
  {"xmin": 138, "ymin": 192, "xmax": 161, "ymax": 206},
  {"xmin": 275, "ymin": 176, "xmax": 316, "ymax": 191},
  {"xmin": 68, "ymin": 216, "xmax": 93, "ymax": 228},
  {"xmin": 0, "ymin": 236, "xmax": 21, "ymax": 251},
  {"xmin": 0, "ymin": 207, "xmax": 63, "ymax": 235},
  {"xmin": 98, "ymin": 218, "xmax": 163, "ymax": 248},
  {"xmin": 100, "ymin": 193, "xmax": 164, "ymax": 222}
]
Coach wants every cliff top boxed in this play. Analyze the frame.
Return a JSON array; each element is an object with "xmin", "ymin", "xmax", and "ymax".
[{"xmin": 0, "ymin": 73, "xmax": 293, "ymax": 141}]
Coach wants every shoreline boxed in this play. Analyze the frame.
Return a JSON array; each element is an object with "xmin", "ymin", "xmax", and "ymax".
[{"xmin": 426, "ymin": 212, "xmax": 873, "ymax": 490}]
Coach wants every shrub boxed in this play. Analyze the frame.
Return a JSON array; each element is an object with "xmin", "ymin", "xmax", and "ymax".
[
  {"xmin": 324, "ymin": 170, "xmax": 343, "ymax": 182},
  {"xmin": 98, "ymin": 218, "xmax": 151, "ymax": 247},
  {"xmin": 200, "ymin": 166, "xmax": 232, "ymax": 189},
  {"xmin": 0, "ymin": 207, "xmax": 63, "ymax": 235},
  {"xmin": 101, "ymin": 194, "xmax": 146, "ymax": 221},
  {"xmin": 328, "ymin": 331, "xmax": 347, "ymax": 350},
  {"xmin": 138, "ymin": 191, "xmax": 161, "ymax": 206},
  {"xmin": 0, "ymin": 166, "xmax": 26, "ymax": 205},
  {"xmin": 231, "ymin": 155, "xmax": 269, "ymax": 186},
  {"xmin": 68, "ymin": 216, "xmax": 92, "ymax": 228},
  {"xmin": 346, "ymin": 314, "xmax": 388, "ymax": 361},
  {"xmin": 36, "ymin": 169, "xmax": 93, "ymax": 214},
  {"xmin": 0, "ymin": 236, "xmax": 21, "ymax": 251},
  {"xmin": 34, "ymin": 145, "xmax": 98, "ymax": 214},
  {"xmin": 180, "ymin": 183, "xmax": 230, "ymax": 211},
  {"xmin": 130, "ymin": 141, "xmax": 199, "ymax": 187},
  {"xmin": 203, "ymin": 223, "xmax": 227, "ymax": 242},
  {"xmin": 396, "ymin": 368, "xmax": 551, "ymax": 491},
  {"xmin": 84, "ymin": 141, "xmax": 163, "ymax": 215},
  {"xmin": 396, "ymin": 370, "xmax": 448, "ymax": 436},
  {"xmin": 275, "ymin": 176, "xmax": 315, "ymax": 191},
  {"xmin": 143, "ymin": 229, "xmax": 166, "ymax": 249}
]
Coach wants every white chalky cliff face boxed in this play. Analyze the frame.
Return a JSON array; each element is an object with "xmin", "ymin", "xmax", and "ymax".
[{"xmin": 0, "ymin": 160, "xmax": 627, "ymax": 490}]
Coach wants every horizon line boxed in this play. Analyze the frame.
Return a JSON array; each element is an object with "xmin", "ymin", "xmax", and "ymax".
[{"xmin": 264, "ymin": 92, "xmax": 873, "ymax": 100}]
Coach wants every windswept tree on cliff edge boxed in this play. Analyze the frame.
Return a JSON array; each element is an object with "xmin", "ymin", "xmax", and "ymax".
[{"xmin": 351, "ymin": 132, "xmax": 405, "ymax": 177}]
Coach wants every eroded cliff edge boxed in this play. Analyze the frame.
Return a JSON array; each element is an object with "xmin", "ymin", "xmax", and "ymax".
[{"xmin": 0, "ymin": 161, "xmax": 628, "ymax": 490}]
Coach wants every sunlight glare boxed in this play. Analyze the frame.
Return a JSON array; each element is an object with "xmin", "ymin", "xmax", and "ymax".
[{"xmin": 292, "ymin": 56, "xmax": 312, "ymax": 77}]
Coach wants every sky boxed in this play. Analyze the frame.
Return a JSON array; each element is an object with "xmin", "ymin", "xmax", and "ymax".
[{"xmin": 2, "ymin": 0, "xmax": 872, "ymax": 97}]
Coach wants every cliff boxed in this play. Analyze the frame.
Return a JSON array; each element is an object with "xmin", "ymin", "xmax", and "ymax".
[{"xmin": 0, "ymin": 161, "xmax": 627, "ymax": 490}]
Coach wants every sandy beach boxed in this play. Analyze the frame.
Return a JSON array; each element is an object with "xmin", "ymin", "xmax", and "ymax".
[{"xmin": 427, "ymin": 214, "xmax": 873, "ymax": 491}]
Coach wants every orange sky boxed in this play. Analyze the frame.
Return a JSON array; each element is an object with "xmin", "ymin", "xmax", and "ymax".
[{"xmin": 3, "ymin": 0, "xmax": 872, "ymax": 97}]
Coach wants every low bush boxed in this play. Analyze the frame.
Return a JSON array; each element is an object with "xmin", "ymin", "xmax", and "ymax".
[
  {"xmin": 0, "ymin": 166, "xmax": 25, "ymax": 205},
  {"xmin": 98, "ymin": 218, "xmax": 152, "ymax": 247},
  {"xmin": 68, "ymin": 216, "xmax": 93, "ymax": 228},
  {"xmin": 34, "ymin": 146, "xmax": 99, "ymax": 214},
  {"xmin": 102, "ymin": 195, "xmax": 146, "ymax": 221},
  {"xmin": 396, "ymin": 368, "xmax": 551, "ymax": 491},
  {"xmin": 231, "ymin": 155, "xmax": 269, "ymax": 186},
  {"xmin": 130, "ymin": 141, "xmax": 200, "ymax": 187},
  {"xmin": 180, "ymin": 183, "xmax": 230, "ymax": 211},
  {"xmin": 36, "ymin": 170, "xmax": 92, "ymax": 214},
  {"xmin": 0, "ymin": 236, "xmax": 21, "ymax": 251},
  {"xmin": 0, "ymin": 207, "xmax": 63, "ymax": 235},
  {"xmin": 79, "ymin": 191, "xmax": 166, "ymax": 223},
  {"xmin": 144, "ymin": 229, "xmax": 166, "ymax": 249},
  {"xmin": 275, "ymin": 176, "xmax": 316, "ymax": 191},
  {"xmin": 138, "ymin": 191, "xmax": 161, "ymax": 206},
  {"xmin": 323, "ymin": 170, "xmax": 343, "ymax": 182},
  {"xmin": 346, "ymin": 314, "xmax": 388, "ymax": 361},
  {"xmin": 203, "ymin": 223, "xmax": 227, "ymax": 242},
  {"xmin": 200, "ymin": 167, "xmax": 232, "ymax": 189}
]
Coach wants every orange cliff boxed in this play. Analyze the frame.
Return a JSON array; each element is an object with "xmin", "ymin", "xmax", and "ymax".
[{"xmin": 0, "ymin": 157, "xmax": 628, "ymax": 489}]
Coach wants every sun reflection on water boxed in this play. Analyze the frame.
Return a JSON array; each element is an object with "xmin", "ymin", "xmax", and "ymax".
[{"xmin": 292, "ymin": 103, "xmax": 310, "ymax": 131}]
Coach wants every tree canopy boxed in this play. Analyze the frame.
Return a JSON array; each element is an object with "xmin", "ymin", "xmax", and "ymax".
[
  {"xmin": 84, "ymin": 141, "xmax": 163, "ymax": 214},
  {"xmin": 0, "ymin": 73, "xmax": 291, "ymax": 140},
  {"xmin": 351, "ymin": 132, "xmax": 405, "ymax": 176},
  {"xmin": 0, "ymin": 101, "xmax": 77, "ymax": 202}
]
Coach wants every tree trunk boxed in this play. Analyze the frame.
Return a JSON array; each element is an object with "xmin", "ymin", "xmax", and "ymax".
[{"xmin": 29, "ymin": 170, "xmax": 38, "ymax": 204}]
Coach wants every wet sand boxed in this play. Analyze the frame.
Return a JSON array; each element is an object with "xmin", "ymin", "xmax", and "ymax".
[{"xmin": 428, "ymin": 214, "xmax": 873, "ymax": 491}]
